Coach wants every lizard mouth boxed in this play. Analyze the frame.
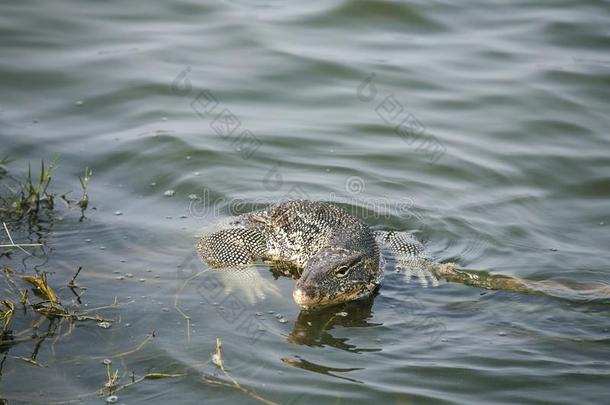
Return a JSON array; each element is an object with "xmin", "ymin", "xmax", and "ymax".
[{"xmin": 292, "ymin": 284, "xmax": 375, "ymax": 309}]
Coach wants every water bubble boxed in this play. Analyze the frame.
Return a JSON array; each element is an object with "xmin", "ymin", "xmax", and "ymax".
[
  {"xmin": 125, "ymin": 273, "xmax": 133, "ymax": 278},
  {"xmin": 102, "ymin": 358, "xmax": 112, "ymax": 365},
  {"xmin": 164, "ymin": 190, "xmax": 175, "ymax": 197},
  {"xmin": 97, "ymin": 321, "xmax": 111, "ymax": 329},
  {"xmin": 75, "ymin": 100, "xmax": 84, "ymax": 106},
  {"xmin": 188, "ymin": 194, "xmax": 198, "ymax": 200},
  {"xmin": 114, "ymin": 211, "xmax": 123, "ymax": 216},
  {"xmin": 105, "ymin": 395, "xmax": 118, "ymax": 403},
  {"xmin": 150, "ymin": 182, "xmax": 157, "ymax": 187}
]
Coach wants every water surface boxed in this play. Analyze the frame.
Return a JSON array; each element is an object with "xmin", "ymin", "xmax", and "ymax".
[{"xmin": 1, "ymin": 0, "xmax": 610, "ymax": 404}]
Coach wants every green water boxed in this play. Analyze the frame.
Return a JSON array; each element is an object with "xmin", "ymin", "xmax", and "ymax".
[{"xmin": 1, "ymin": 0, "xmax": 610, "ymax": 403}]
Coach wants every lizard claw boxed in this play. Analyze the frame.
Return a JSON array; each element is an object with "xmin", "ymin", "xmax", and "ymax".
[{"xmin": 420, "ymin": 267, "xmax": 439, "ymax": 287}]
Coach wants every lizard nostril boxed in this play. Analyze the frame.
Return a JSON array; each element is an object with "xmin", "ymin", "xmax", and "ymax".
[{"xmin": 304, "ymin": 285, "xmax": 317, "ymax": 296}]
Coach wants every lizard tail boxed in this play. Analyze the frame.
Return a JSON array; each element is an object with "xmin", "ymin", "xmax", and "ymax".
[{"xmin": 430, "ymin": 262, "xmax": 610, "ymax": 302}]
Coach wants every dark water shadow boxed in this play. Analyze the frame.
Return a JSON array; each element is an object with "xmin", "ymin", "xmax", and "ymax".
[
  {"xmin": 287, "ymin": 294, "xmax": 382, "ymax": 354},
  {"xmin": 281, "ymin": 355, "xmax": 365, "ymax": 384}
]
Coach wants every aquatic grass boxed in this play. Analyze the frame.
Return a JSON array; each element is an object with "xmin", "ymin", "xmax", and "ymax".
[
  {"xmin": 0, "ymin": 266, "xmax": 113, "ymax": 350},
  {"xmin": 87, "ymin": 330, "xmax": 155, "ymax": 362},
  {"xmin": 103, "ymin": 363, "xmax": 121, "ymax": 395},
  {"xmin": 40, "ymin": 361, "xmax": 185, "ymax": 405},
  {"xmin": 73, "ymin": 166, "xmax": 93, "ymax": 221},
  {"xmin": 0, "ymin": 158, "xmax": 93, "ymax": 225},
  {"xmin": 212, "ymin": 337, "xmax": 224, "ymax": 369},
  {"xmin": 1, "ymin": 299, "xmax": 15, "ymax": 334},
  {"xmin": 0, "ymin": 157, "xmax": 56, "ymax": 224},
  {"xmin": 21, "ymin": 272, "xmax": 57, "ymax": 307},
  {"xmin": 173, "ymin": 268, "xmax": 211, "ymax": 342},
  {"xmin": 91, "ymin": 332, "xmax": 185, "ymax": 402},
  {"xmin": 18, "ymin": 158, "xmax": 57, "ymax": 218},
  {"xmin": 100, "ymin": 367, "xmax": 185, "ymax": 399},
  {"xmin": 66, "ymin": 266, "xmax": 85, "ymax": 303}
]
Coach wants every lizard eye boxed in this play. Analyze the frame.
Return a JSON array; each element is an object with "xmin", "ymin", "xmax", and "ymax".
[{"xmin": 335, "ymin": 265, "xmax": 350, "ymax": 277}]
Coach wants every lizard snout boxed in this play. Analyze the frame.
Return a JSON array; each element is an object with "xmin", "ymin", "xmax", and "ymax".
[{"xmin": 292, "ymin": 283, "xmax": 319, "ymax": 308}]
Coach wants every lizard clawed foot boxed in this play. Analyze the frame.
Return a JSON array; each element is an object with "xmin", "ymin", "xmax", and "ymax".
[
  {"xmin": 212, "ymin": 265, "xmax": 282, "ymax": 304},
  {"xmin": 398, "ymin": 264, "xmax": 439, "ymax": 288}
]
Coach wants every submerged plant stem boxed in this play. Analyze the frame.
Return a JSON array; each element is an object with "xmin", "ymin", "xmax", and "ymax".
[{"xmin": 1, "ymin": 222, "xmax": 43, "ymax": 255}]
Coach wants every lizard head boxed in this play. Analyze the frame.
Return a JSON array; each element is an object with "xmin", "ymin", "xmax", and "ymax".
[{"xmin": 293, "ymin": 247, "xmax": 379, "ymax": 309}]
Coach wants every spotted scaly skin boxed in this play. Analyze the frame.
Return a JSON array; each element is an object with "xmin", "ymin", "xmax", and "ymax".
[{"xmin": 196, "ymin": 200, "xmax": 433, "ymax": 308}]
